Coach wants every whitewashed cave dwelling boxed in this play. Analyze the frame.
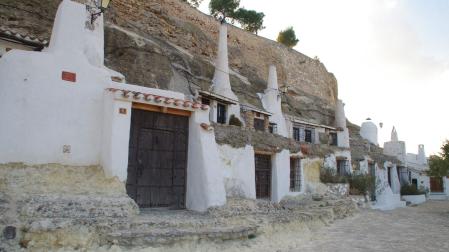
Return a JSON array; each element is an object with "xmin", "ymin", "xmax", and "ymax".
[{"xmin": 0, "ymin": 0, "xmax": 355, "ymax": 212}]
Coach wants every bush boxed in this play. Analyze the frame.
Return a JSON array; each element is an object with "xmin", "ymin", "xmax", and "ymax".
[
  {"xmin": 347, "ymin": 174, "xmax": 375, "ymax": 196},
  {"xmin": 229, "ymin": 114, "xmax": 243, "ymax": 127},
  {"xmin": 320, "ymin": 167, "xmax": 347, "ymax": 184},
  {"xmin": 401, "ymin": 184, "xmax": 426, "ymax": 195}
]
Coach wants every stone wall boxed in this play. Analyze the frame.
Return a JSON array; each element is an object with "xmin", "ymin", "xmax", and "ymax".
[{"xmin": 0, "ymin": 0, "xmax": 339, "ymax": 125}]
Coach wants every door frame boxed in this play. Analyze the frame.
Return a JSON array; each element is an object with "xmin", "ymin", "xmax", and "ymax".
[
  {"xmin": 254, "ymin": 153, "xmax": 272, "ymax": 200},
  {"xmin": 127, "ymin": 106, "xmax": 190, "ymax": 209}
]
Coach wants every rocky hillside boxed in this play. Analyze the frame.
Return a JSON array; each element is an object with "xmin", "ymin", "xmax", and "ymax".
[{"xmin": 0, "ymin": 0, "xmax": 339, "ymax": 125}]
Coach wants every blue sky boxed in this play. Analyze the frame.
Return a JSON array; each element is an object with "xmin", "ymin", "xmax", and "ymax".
[{"xmin": 199, "ymin": 0, "xmax": 449, "ymax": 155}]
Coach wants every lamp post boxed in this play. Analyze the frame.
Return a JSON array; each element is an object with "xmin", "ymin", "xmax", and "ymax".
[{"xmin": 87, "ymin": 0, "xmax": 111, "ymax": 25}]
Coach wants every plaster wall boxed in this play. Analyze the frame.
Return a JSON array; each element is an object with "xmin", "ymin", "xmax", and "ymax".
[
  {"xmin": 358, "ymin": 159, "xmax": 369, "ymax": 174},
  {"xmin": 373, "ymin": 162, "xmax": 406, "ymax": 210},
  {"xmin": 383, "ymin": 141, "xmax": 407, "ymax": 163},
  {"xmin": 360, "ymin": 121, "xmax": 378, "ymax": 146},
  {"xmin": 271, "ymin": 149, "xmax": 291, "ymax": 202},
  {"xmin": 0, "ymin": 0, "xmax": 111, "ymax": 166},
  {"xmin": 389, "ymin": 165, "xmax": 401, "ymax": 194},
  {"xmin": 337, "ymin": 128, "xmax": 350, "ymax": 148},
  {"xmin": 187, "ymin": 110, "xmax": 227, "ymax": 211},
  {"xmin": 324, "ymin": 150, "xmax": 352, "ymax": 174},
  {"xmin": 101, "ymin": 93, "xmax": 132, "ymax": 181},
  {"xmin": 218, "ymin": 144, "xmax": 256, "ymax": 199}
]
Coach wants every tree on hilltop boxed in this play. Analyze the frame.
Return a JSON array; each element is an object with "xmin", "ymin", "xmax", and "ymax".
[
  {"xmin": 209, "ymin": 0, "xmax": 240, "ymax": 20},
  {"xmin": 234, "ymin": 8, "xmax": 265, "ymax": 34},
  {"xmin": 277, "ymin": 27, "xmax": 299, "ymax": 48},
  {"xmin": 209, "ymin": 0, "xmax": 265, "ymax": 34}
]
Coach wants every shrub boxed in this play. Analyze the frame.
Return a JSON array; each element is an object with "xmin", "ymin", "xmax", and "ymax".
[
  {"xmin": 400, "ymin": 184, "xmax": 426, "ymax": 195},
  {"xmin": 320, "ymin": 167, "xmax": 347, "ymax": 184},
  {"xmin": 229, "ymin": 114, "xmax": 242, "ymax": 127},
  {"xmin": 347, "ymin": 173, "xmax": 375, "ymax": 196}
]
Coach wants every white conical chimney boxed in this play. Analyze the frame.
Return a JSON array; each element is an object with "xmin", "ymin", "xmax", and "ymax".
[
  {"xmin": 418, "ymin": 144, "xmax": 426, "ymax": 164},
  {"xmin": 267, "ymin": 65, "xmax": 278, "ymax": 90},
  {"xmin": 211, "ymin": 22, "xmax": 237, "ymax": 100},
  {"xmin": 391, "ymin": 126, "xmax": 399, "ymax": 142},
  {"xmin": 335, "ymin": 99, "xmax": 347, "ymax": 129}
]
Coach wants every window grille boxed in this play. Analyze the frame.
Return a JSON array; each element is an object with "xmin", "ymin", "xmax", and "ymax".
[
  {"xmin": 217, "ymin": 103, "xmax": 226, "ymax": 124},
  {"xmin": 290, "ymin": 158, "xmax": 301, "ymax": 192},
  {"xmin": 293, "ymin": 125, "xmax": 315, "ymax": 143},
  {"xmin": 330, "ymin": 132, "xmax": 338, "ymax": 146},
  {"xmin": 337, "ymin": 159, "xmax": 349, "ymax": 176},
  {"xmin": 254, "ymin": 118, "xmax": 265, "ymax": 131}
]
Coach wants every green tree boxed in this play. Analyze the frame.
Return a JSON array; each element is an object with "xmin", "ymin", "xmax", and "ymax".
[
  {"xmin": 277, "ymin": 27, "xmax": 299, "ymax": 48},
  {"xmin": 234, "ymin": 8, "xmax": 265, "ymax": 34},
  {"xmin": 428, "ymin": 140, "xmax": 449, "ymax": 177},
  {"xmin": 209, "ymin": 0, "xmax": 240, "ymax": 20},
  {"xmin": 181, "ymin": 0, "xmax": 203, "ymax": 8}
]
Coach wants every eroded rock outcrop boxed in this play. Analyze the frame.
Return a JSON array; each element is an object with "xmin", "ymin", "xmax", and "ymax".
[{"xmin": 1, "ymin": 0, "xmax": 338, "ymax": 125}]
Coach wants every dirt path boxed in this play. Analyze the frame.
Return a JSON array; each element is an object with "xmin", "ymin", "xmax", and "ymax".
[{"xmin": 290, "ymin": 201, "xmax": 449, "ymax": 252}]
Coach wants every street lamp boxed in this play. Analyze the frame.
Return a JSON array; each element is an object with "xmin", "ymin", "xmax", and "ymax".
[{"xmin": 88, "ymin": 0, "xmax": 111, "ymax": 24}]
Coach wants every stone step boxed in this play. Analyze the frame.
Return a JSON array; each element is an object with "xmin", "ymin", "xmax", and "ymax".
[
  {"xmin": 105, "ymin": 225, "xmax": 258, "ymax": 247},
  {"xmin": 429, "ymin": 194, "xmax": 448, "ymax": 201}
]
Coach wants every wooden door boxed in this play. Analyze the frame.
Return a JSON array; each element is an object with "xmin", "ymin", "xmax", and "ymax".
[
  {"xmin": 430, "ymin": 177, "xmax": 444, "ymax": 193},
  {"xmin": 255, "ymin": 154, "xmax": 271, "ymax": 199},
  {"xmin": 127, "ymin": 109, "xmax": 189, "ymax": 209}
]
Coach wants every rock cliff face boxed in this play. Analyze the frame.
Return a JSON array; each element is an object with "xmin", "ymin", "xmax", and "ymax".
[{"xmin": 0, "ymin": 0, "xmax": 339, "ymax": 125}]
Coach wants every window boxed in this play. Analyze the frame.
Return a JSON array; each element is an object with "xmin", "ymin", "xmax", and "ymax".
[
  {"xmin": 337, "ymin": 159, "xmax": 348, "ymax": 176},
  {"xmin": 269, "ymin": 123, "xmax": 277, "ymax": 134},
  {"xmin": 293, "ymin": 127, "xmax": 301, "ymax": 141},
  {"xmin": 290, "ymin": 158, "xmax": 301, "ymax": 192},
  {"xmin": 254, "ymin": 118, "xmax": 265, "ymax": 131},
  {"xmin": 217, "ymin": 103, "xmax": 227, "ymax": 124},
  {"xmin": 305, "ymin": 129, "xmax": 313, "ymax": 143},
  {"xmin": 330, "ymin": 132, "xmax": 338, "ymax": 146},
  {"xmin": 293, "ymin": 125, "xmax": 314, "ymax": 143}
]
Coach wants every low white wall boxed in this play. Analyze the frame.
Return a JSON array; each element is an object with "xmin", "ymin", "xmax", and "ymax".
[
  {"xmin": 402, "ymin": 195, "xmax": 426, "ymax": 205},
  {"xmin": 445, "ymin": 177, "xmax": 449, "ymax": 196},
  {"xmin": 218, "ymin": 144, "xmax": 256, "ymax": 199},
  {"xmin": 186, "ymin": 110, "xmax": 227, "ymax": 211},
  {"xmin": 373, "ymin": 162, "xmax": 406, "ymax": 210},
  {"xmin": 101, "ymin": 93, "xmax": 132, "ymax": 182},
  {"xmin": 271, "ymin": 149, "xmax": 290, "ymax": 203}
]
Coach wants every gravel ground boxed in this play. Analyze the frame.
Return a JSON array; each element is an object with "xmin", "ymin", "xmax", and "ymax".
[{"xmin": 291, "ymin": 200, "xmax": 449, "ymax": 252}]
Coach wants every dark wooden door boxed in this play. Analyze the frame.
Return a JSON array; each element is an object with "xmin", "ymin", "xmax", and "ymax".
[
  {"xmin": 430, "ymin": 177, "xmax": 444, "ymax": 192},
  {"xmin": 127, "ymin": 109, "xmax": 189, "ymax": 209},
  {"xmin": 255, "ymin": 154, "xmax": 271, "ymax": 199}
]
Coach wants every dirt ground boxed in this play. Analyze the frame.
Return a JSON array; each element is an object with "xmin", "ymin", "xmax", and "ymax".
[{"xmin": 291, "ymin": 200, "xmax": 449, "ymax": 252}]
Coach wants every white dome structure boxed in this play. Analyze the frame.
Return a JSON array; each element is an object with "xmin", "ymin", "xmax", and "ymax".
[{"xmin": 360, "ymin": 118, "xmax": 378, "ymax": 145}]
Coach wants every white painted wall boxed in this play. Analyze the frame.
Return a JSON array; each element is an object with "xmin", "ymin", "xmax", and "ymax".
[
  {"xmin": 0, "ymin": 0, "xmax": 111, "ymax": 166},
  {"xmin": 218, "ymin": 144, "xmax": 256, "ymax": 199},
  {"xmin": 101, "ymin": 93, "xmax": 132, "ymax": 181},
  {"xmin": 271, "ymin": 149, "xmax": 291, "ymax": 203},
  {"xmin": 186, "ymin": 110, "xmax": 227, "ymax": 211},
  {"xmin": 373, "ymin": 162, "xmax": 406, "ymax": 210},
  {"xmin": 384, "ymin": 141, "xmax": 407, "ymax": 164},
  {"xmin": 389, "ymin": 165, "xmax": 401, "ymax": 194},
  {"xmin": 445, "ymin": 177, "xmax": 449, "ymax": 196},
  {"xmin": 360, "ymin": 120, "xmax": 378, "ymax": 146}
]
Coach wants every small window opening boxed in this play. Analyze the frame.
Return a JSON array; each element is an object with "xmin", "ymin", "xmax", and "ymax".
[
  {"xmin": 217, "ymin": 103, "xmax": 227, "ymax": 124},
  {"xmin": 290, "ymin": 158, "xmax": 302, "ymax": 192},
  {"xmin": 269, "ymin": 123, "xmax": 277, "ymax": 134}
]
